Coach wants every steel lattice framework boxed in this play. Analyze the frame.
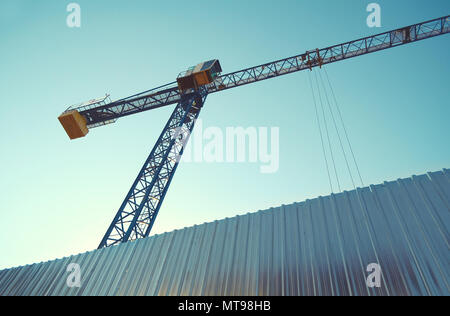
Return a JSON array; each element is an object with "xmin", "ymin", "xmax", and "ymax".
[
  {"xmin": 73, "ymin": 15, "xmax": 449, "ymax": 129},
  {"xmin": 59, "ymin": 15, "xmax": 449, "ymax": 248},
  {"xmin": 98, "ymin": 90, "xmax": 207, "ymax": 248}
]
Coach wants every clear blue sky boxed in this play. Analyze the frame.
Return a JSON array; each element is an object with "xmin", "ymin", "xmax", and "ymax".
[{"xmin": 0, "ymin": 0, "xmax": 448, "ymax": 269}]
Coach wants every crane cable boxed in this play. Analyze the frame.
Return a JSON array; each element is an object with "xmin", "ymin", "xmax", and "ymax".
[
  {"xmin": 308, "ymin": 67, "xmax": 364, "ymax": 193},
  {"xmin": 323, "ymin": 67, "xmax": 364, "ymax": 187},
  {"xmin": 317, "ymin": 69, "xmax": 356, "ymax": 190},
  {"xmin": 308, "ymin": 72, "xmax": 334, "ymax": 193},
  {"xmin": 314, "ymin": 70, "xmax": 342, "ymax": 192}
]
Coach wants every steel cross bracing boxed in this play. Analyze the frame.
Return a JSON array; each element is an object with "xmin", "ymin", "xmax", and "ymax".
[
  {"xmin": 98, "ymin": 89, "xmax": 207, "ymax": 248},
  {"xmin": 75, "ymin": 15, "xmax": 449, "ymax": 128}
]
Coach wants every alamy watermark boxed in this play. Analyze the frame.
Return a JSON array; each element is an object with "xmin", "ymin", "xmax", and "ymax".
[
  {"xmin": 171, "ymin": 119, "xmax": 280, "ymax": 174},
  {"xmin": 366, "ymin": 263, "xmax": 382, "ymax": 288},
  {"xmin": 66, "ymin": 263, "xmax": 81, "ymax": 288},
  {"xmin": 66, "ymin": 2, "xmax": 382, "ymax": 29},
  {"xmin": 366, "ymin": 3, "xmax": 381, "ymax": 28},
  {"xmin": 66, "ymin": 3, "xmax": 81, "ymax": 28}
]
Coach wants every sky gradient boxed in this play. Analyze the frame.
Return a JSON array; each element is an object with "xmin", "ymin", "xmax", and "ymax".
[{"xmin": 0, "ymin": 0, "xmax": 449, "ymax": 269}]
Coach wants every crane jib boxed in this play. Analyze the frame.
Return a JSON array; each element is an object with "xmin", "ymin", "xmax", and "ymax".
[{"xmin": 56, "ymin": 14, "xmax": 450, "ymax": 135}]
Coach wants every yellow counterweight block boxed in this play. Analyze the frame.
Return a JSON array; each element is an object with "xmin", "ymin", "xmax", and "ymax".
[{"xmin": 58, "ymin": 110, "xmax": 89, "ymax": 140}]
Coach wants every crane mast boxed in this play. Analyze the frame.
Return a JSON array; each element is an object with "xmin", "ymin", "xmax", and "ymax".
[
  {"xmin": 98, "ymin": 90, "xmax": 207, "ymax": 248},
  {"xmin": 57, "ymin": 15, "xmax": 449, "ymax": 248}
]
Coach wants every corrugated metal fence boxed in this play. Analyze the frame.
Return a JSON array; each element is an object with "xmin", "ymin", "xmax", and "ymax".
[{"xmin": 0, "ymin": 169, "xmax": 449, "ymax": 296}]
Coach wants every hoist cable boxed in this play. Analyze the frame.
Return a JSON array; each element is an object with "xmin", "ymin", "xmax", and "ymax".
[
  {"xmin": 308, "ymin": 72, "xmax": 334, "ymax": 193},
  {"xmin": 323, "ymin": 68, "xmax": 364, "ymax": 187},
  {"xmin": 314, "ymin": 71, "xmax": 341, "ymax": 192},
  {"xmin": 317, "ymin": 69, "xmax": 356, "ymax": 190}
]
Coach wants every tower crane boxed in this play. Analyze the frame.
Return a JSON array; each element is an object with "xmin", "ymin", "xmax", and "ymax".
[{"xmin": 58, "ymin": 16, "xmax": 449, "ymax": 249}]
